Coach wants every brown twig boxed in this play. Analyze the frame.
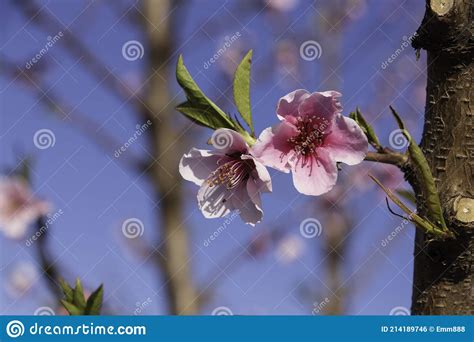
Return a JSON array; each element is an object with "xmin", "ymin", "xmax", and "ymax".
[
  {"xmin": 1, "ymin": 56, "xmax": 146, "ymax": 173},
  {"xmin": 35, "ymin": 216, "xmax": 61, "ymax": 298},
  {"xmin": 364, "ymin": 151, "xmax": 408, "ymax": 167},
  {"xmin": 12, "ymin": 0, "xmax": 146, "ymax": 113}
]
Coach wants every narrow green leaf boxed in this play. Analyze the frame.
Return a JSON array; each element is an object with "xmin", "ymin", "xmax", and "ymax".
[
  {"xmin": 176, "ymin": 55, "xmax": 235, "ymax": 130},
  {"xmin": 369, "ymin": 174, "xmax": 451, "ymax": 238},
  {"xmin": 389, "ymin": 105, "xmax": 405, "ymax": 130},
  {"xmin": 16, "ymin": 157, "xmax": 32, "ymax": 182},
  {"xmin": 61, "ymin": 300, "xmax": 83, "ymax": 316},
  {"xmin": 59, "ymin": 278, "xmax": 74, "ymax": 303},
  {"xmin": 396, "ymin": 189, "xmax": 417, "ymax": 206},
  {"xmin": 85, "ymin": 284, "xmax": 104, "ymax": 315},
  {"xmin": 350, "ymin": 108, "xmax": 381, "ymax": 150},
  {"xmin": 389, "ymin": 106, "xmax": 448, "ymax": 232},
  {"xmin": 176, "ymin": 102, "xmax": 233, "ymax": 131},
  {"xmin": 233, "ymin": 50, "xmax": 254, "ymax": 135},
  {"xmin": 407, "ymin": 135, "xmax": 448, "ymax": 231},
  {"xmin": 73, "ymin": 278, "xmax": 87, "ymax": 309}
]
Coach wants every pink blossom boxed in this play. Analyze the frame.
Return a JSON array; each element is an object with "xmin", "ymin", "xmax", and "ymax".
[
  {"xmin": 5, "ymin": 261, "xmax": 38, "ymax": 298},
  {"xmin": 253, "ymin": 89, "xmax": 368, "ymax": 196},
  {"xmin": 179, "ymin": 129, "xmax": 272, "ymax": 226},
  {"xmin": 0, "ymin": 176, "xmax": 51, "ymax": 239},
  {"xmin": 265, "ymin": 0, "xmax": 299, "ymax": 12},
  {"xmin": 275, "ymin": 234, "xmax": 305, "ymax": 264}
]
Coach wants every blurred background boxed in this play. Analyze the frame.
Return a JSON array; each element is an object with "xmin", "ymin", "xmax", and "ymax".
[{"xmin": 0, "ymin": 0, "xmax": 427, "ymax": 315}]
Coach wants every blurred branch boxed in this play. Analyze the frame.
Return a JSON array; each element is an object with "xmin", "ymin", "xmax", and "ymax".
[
  {"xmin": 12, "ymin": 0, "xmax": 146, "ymax": 113},
  {"xmin": 10, "ymin": 0, "xmax": 198, "ymax": 315},
  {"xmin": 320, "ymin": 200, "xmax": 351, "ymax": 315},
  {"xmin": 1, "ymin": 56, "xmax": 146, "ymax": 173},
  {"xmin": 314, "ymin": 2, "xmax": 354, "ymax": 314},
  {"xmin": 105, "ymin": 0, "xmax": 144, "ymax": 27},
  {"xmin": 142, "ymin": 0, "xmax": 198, "ymax": 314},
  {"xmin": 35, "ymin": 217, "xmax": 61, "ymax": 299},
  {"xmin": 122, "ymin": 235, "xmax": 167, "ymax": 268}
]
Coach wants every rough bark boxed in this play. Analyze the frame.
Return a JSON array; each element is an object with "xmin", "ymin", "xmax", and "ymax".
[
  {"xmin": 410, "ymin": 0, "xmax": 474, "ymax": 314},
  {"xmin": 142, "ymin": 0, "xmax": 198, "ymax": 315}
]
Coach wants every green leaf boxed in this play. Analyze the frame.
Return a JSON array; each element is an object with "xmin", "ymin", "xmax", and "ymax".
[
  {"xmin": 85, "ymin": 284, "xmax": 103, "ymax": 315},
  {"xmin": 389, "ymin": 106, "xmax": 449, "ymax": 233},
  {"xmin": 61, "ymin": 300, "xmax": 83, "ymax": 316},
  {"xmin": 369, "ymin": 174, "xmax": 452, "ymax": 239},
  {"xmin": 73, "ymin": 278, "xmax": 87, "ymax": 309},
  {"xmin": 176, "ymin": 55, "xmax": 235, "ymax": 130},
  {"xmin": 233, "ymin": 50, "xmax": 254, "ymax": 135},
  {"xmin": 17, "ymin": 157, "xmax": 32, "ymax": 182},
  {"xmin": 59, "ymin": 278, "xmax": 74, "ymax": 302},
  {"xmin": 389, "ymin": 105, "xmax": 405, "ymax": 130},
  {"xmin": 176, "ymin": 102, "xmax": 232, "ymax": 131},
  {"xmin": 396, "ymin": 189, "xmax": 416, "ymax": 206},
  {"xmin": 350, "ymin": 108, "xmax": 381, "ymax": 150}
]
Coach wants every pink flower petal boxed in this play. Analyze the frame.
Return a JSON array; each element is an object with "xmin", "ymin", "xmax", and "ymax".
[
  {"xmin": 230, "ymin": 180, "xmax": 263, "ymax": 226},
  {"xmin": 298, "ymin": 91, "xmax": 342, "ymax": 123},
  {"xmin": 179, "ymin": 148, "xmax": 224, "ymax": 186},
  {"xmin": 197, "ymin": 182, "xmax": 232, "ymax": 219},
  {"xmin": 324, "ymin": 115, "xmax": 368, "ymax": 165},
  {"xmin": 289, "ymin": 148, "xmax": 338, "ymax": 196},
  {"xmin": 0, "ymin": 177, "xmax": 51, "ymax": 239},
  {"xmin": 251, "ymin": 122, "xmax": 298, "ymax": 172},
  {"xmin": 276, "ymin": 89, "xmax": 309, "ymax": 120},
  {"xmin": 241, "ymin": 155, "xmax": 272, "ymax": 193},
  {"xmin": 3, "ymin": 203, "xmax": 46, "ymax": 239}
]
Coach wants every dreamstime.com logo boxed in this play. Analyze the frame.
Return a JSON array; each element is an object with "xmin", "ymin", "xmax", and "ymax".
[
  {"xmin": 389, "ymin": 306, "xmax": 410, "ymax": 315},
  {"xmin": 33, "ymin": 128, "xmax": 56, "ymax": 150},
  {"xmin": 210, "ymin": 129, "xmax": 234, "ymax": 150},
  {"xmin": 388, "ymin": 129, "xmax": 409, "ymax": 150},
  {"xmin": 122, "ymin": 40, "xmax": 144, "ymax": 61},
  {"xmin": 211, "ymin": 306, "xmax": 233, "ymax": 316},
  {"xmin": 122, "ymin": 218, "xmax": 145, "ymax": 239},
  {"xmin": 6, "ymin": 320, "xmax": 24, "ymax": 338},
  {"xmin": 5, "ymin": 320, "xmax": 147, "ymax": 338},
  {"xmin": 202, "ymin": 31, "xmax": 241, "ymax": 70},
  {"xmin": 299, "ymin": 40, "xmax": 322, "ymax": 61},
  {"xmin": 299, "ymin": 217, "xmax": 323, "ymax": 238}
]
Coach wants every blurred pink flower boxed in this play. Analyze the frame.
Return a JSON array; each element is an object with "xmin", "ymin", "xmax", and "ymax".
[
  {"xmin": 265, "ymin": 0, "xmax": 299, "ymax": 12},
  {"xmin": 253, "ymin": 90, "xmax": 368, "ymax": 196},
  {"xmin": 274, "ymin": 40, "xmax": 300, "ymax": 84},
  {"xmin": 5, "ymin": 261, "xmax": 37, "ymax": 298},
  {"xmin": 179, "ymin": 129, "xmax": 272, "ymax": 226},
  {"xmin": 275, "ymin": 234, "xmax": 305, "ymax": 264},
  {"xmin": 0, "ymin": 176, "xmax": 50, "ymax": 239}
]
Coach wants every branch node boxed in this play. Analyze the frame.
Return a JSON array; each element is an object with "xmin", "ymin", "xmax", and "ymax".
[{"xmin": 430, "ymin": 0, "xmax": 454, "ymax": 16}]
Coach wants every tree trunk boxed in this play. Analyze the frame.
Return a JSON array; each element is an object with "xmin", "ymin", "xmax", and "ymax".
[
  {"xmin": 410, "ymin": 0, "xmax": 473, "ymax": 314},
  {"xmin": 317, "ymin": 3, "xmax": 346, "ymax": 314},
  {"xmin": 143, "ymin": 0, "xmax": 198, "ymax": 315}
]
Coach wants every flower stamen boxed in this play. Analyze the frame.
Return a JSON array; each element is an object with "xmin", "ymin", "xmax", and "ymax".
[
  {"xmin": 288, "ymin": 116, "xmax": 328, "ymax": 157},
  {"xmin": 207, "ymin": 159, "xmax": 252, "ymax": 189}
]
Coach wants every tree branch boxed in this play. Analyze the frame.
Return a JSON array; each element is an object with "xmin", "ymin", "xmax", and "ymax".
[
  {"xmin": 142, "ymin": 0, "xmax": 198, "ymax": 315},
  {"xmin": 12, "ymin": 0, "xmax": 146, "ymax": 114},
  {"xmin": 364, "ymin": 151, "xmax": 408, "ymax": 167},
  {"xmin": 1, "ymin": 56, "xmax": 146, "ymax": 174},
  {"xmin": 35, "ymin": 216, "xmax": 61, "ymax": 299}
]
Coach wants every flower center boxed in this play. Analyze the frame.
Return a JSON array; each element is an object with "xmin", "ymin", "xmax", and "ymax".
[
  {"xmin": 287, "ymin": 116, "xmax": 328, "ymax": 156},
  {"xmin": 207, "ymin": 158, "xmax": 252, "ymax": 189}
]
